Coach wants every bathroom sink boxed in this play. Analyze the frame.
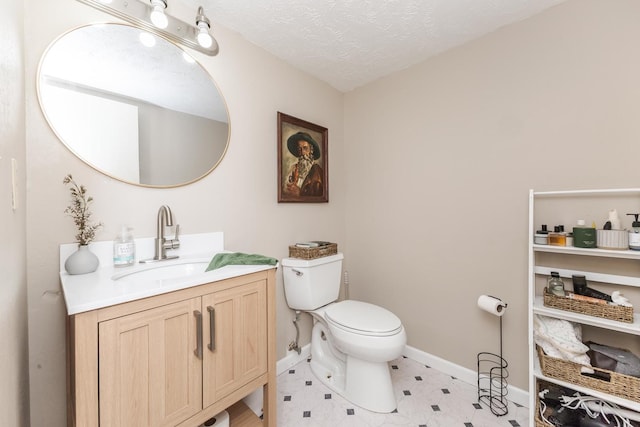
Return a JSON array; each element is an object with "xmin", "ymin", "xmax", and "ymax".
[{"xmin": 111, "ymin": 260, "xmax": 209, "ymax": 282}]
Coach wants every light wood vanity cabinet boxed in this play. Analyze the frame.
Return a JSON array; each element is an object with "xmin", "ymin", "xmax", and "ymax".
[
  {"xmin": 99, "ymin": 297, "xmax": 202, "ymax": 426},
  {"xmin": 67, "ymin": 269, "xmax": 276, "ymax": 427},
  {"xmin": 202, "ymin": 281, "xmax": 267, "ymax": 407}
]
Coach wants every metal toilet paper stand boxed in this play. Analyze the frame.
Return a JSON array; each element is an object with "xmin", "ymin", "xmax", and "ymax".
[{"xmin": 476, "ymin": 297, "xmax": 509, "ymax": 416}]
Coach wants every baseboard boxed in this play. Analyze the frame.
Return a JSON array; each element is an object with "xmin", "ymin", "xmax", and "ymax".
[
  {"xmin": 276, "ymin": 344, "xmax": 312, "ymax": 375},
  {"xmin": 403, "ymin": 345, "xmax": 529, "ymax": 408}
]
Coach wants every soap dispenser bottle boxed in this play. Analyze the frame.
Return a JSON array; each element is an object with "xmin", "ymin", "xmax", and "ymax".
[
  {"xmin": 114, "ymin": 226, "xmax": 136, "ymax": 267},
  {"xmin": 627, "ymin": 213, "xmax": 640, "ymax": 251}
]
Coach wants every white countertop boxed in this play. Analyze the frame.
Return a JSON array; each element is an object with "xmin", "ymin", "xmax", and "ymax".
[{"xmin": 60, "ymin": 232, "xmax": 277, "ymax": 315}]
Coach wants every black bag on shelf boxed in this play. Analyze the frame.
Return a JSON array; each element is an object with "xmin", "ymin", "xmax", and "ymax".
[{"xmin": 586, "ymin": 342, "xmax": 640, "ymax": 378}]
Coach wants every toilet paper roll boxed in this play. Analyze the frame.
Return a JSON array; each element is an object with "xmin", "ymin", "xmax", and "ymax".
[{"xmin": 477, "ymin": 295, "xmax": 507, "ymax": 317}]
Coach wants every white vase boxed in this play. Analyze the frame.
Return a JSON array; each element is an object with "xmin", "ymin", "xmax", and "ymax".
[{"xmin": 65, "ymin": 244, "xmax": 100, "ymax": 275}]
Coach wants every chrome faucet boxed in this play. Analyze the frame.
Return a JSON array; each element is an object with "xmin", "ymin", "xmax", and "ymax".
[{"xmin": 141, "ymin": 205, "xmax": 180, "ymax": 263}]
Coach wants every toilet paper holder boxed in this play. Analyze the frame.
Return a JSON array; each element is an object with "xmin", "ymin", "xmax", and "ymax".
[{"xmin": 476, "ymin": 295, "xmax": 509, "ymax": 417}]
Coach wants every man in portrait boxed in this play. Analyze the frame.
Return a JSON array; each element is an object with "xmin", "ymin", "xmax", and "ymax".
[{"xmin": 284, "ymin": 131, "xmax": 324, "ymax": 198}]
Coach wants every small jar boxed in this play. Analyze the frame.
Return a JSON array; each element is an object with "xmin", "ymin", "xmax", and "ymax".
[
  {"xmin": 534, "ymin": 233, "xmax": 548, "ymax": 245},
  {"xmin": 534, "ymin": 224, "xmax": 549, "ymax": 245},
  {"xmin": 565, "ymin": 232, "xmax": 574, "ymax": 247},
  {"xmin": 574, "ymin": 220, "xmax": 597, "ymax": 248},
  {"xmin": 547, "ymin": 272, "xmax": 565, "ymax": 297}
]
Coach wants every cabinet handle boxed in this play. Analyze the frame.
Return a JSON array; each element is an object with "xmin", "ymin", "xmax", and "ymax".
[
  {"xmin": 194, "ymin": 310, "xmax": 203, "ymax": 359},
  {"xmin": 207, "ymin": 306, "xmax": 215, "ymax": 352}
]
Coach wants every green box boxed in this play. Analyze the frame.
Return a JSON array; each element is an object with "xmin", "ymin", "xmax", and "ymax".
[{"xmin": 573, "ymin": 227, "xmax": 597, "ymax": 248}]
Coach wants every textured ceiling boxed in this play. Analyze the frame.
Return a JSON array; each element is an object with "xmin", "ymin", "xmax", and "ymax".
[{"xmin": 182, "ymin": 0, "xmax": 567, "ymax": 92}]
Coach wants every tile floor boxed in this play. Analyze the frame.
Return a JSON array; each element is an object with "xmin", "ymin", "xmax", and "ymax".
[{"xmin": 277, "ymin": 356, "xmax": 529, "ymax": 427}]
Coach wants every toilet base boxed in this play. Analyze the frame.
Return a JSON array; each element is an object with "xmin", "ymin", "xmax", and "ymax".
[
  {"xmin": 309, "ymin": 322, "xmax": 346, "ymax": 392},
  {"xmin": 308, "ymin": 322, "xmax": 398, "ymax": 413},
  {"xmin": 344, "ymin": 356, "xmax": 397, "ymax": 413}
]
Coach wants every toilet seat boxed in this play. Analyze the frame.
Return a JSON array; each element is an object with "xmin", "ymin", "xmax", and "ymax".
[{"xmin": 325, "ymin": 300, "xmax": 403, "ymax": 337}]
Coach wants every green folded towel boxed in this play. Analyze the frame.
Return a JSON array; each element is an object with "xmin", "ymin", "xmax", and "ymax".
[{"xmin": 205, "ymin": 252, "xmax": 278, "ymax": 272}]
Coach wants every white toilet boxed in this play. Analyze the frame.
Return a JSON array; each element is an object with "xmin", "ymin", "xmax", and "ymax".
[{"xmin": 282, "ymin": 253, "xmax": 407, "ymax": 413}]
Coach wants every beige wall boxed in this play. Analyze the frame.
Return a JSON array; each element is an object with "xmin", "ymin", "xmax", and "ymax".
[
  {"xmin": 17, "ymin": 0, "xmax": 640, "ymax": 424},
  {"xmin": 25, "ymin": 1, "xmax": 344, "ymax": 425},
  {"xmin": 0, "ymin": 0, "xmax": 29, "ymax": 425},
  {"xmin": 344, "ymin": 0, "xmax": 640, "ymax": 391}
]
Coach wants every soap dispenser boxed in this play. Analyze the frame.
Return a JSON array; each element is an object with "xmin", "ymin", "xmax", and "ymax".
[
  {"xmin": 627, "ymin": 213, "xmax": 640, "ymax": 251},
  {"xmin": 114, "ymin": 225, "xmax": 136, "ymax": 267}
]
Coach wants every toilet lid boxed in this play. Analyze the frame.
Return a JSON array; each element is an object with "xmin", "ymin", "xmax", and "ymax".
[{"xmin": 325, "ymin": 300, "xmax": 402, "ymax": 336}]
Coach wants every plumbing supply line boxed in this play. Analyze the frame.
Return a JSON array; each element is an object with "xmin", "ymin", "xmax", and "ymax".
[{"xmin": 291, "ymin": 311, "xmax": 301, "ymax": 355}]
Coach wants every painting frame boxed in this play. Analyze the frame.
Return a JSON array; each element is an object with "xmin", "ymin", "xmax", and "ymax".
[{"xmin": 277, "ymin": 112, "xmax": 328, "ymax": 203}]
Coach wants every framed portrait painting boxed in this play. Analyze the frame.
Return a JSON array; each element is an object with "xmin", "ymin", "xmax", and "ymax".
[{"xmin": 277, "ymin": 112, "xmax": 328, "ymax": 203}]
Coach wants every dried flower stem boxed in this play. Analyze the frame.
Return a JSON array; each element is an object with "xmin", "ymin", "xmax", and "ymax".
[{"xmin": 63, "ymin": 174, "xmax": 102, "ymax": 245}]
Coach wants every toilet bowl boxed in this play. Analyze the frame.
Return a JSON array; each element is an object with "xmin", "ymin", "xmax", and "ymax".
[
  {"xmin": 324, "ymin": 300, "xmax": 405, "ymax": 362},
  {"xmin": 281, "ymin": 254, "xmax": 407, "ymax": 413},
  {"xmin": 308, "ymin": 301, "xmax": 406, "ymax": 413}
]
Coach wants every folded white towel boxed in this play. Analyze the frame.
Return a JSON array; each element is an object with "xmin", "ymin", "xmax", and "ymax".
[{"xmin": 534, "ymin": 315, "xmax": 591, "ymax": 366}]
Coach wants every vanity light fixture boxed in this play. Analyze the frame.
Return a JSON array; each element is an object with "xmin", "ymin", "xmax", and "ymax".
[
  {"xmin": 149, "ymin": 0, "xmax": 168, "ymax": 29},
  {"xmin": 75, "ymin": 0, "xmax": 219, "ymax": 56}
]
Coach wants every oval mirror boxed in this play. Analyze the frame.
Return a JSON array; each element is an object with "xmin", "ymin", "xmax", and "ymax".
[{"xmin": 37, "ymin": 23, "xmax": 229, "ymax": 187}]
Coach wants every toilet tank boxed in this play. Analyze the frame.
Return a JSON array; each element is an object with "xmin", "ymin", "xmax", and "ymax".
[{"xmin": 281, "ymin": 253, "xmax": 344, "ymax": 310}]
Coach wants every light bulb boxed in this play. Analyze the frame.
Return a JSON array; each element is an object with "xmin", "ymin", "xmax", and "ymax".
[
  {"xmin": 197, "ymin": 22, "xmax": 213, "ymax": 48},
  {"xmin": 195, "ymin": 6, "xmax": 214, "ymax": 49},
  {"xmin": 149, "ymin": 0, "xmax": 168, "ymax": 29}
]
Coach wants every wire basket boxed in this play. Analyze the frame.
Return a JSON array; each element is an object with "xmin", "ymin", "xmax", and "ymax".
[{"xmin": 477, "ymin": 351, "xmax": 509, "ymax": 416}]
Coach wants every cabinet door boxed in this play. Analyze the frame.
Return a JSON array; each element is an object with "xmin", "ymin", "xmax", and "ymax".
[
  {"xmin": 202, "ymin": 280, "xmax": 268, "ymax": 407},
  {"xmin": 99, "ymin": 298, "xmax": 202, "ymax": 427}
]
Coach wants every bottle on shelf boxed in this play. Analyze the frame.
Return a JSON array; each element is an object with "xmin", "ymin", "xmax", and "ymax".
[
  {"xmin": 547, "ymin": 271, "xmax": 565, "ymax": 296},
  {"xmin": 548, "ymin": 225, "xmax": 566, "ymax": 246},
  {"xmin": 627, "ymin": 213, "xmax": 640, "ymax": 251}
]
